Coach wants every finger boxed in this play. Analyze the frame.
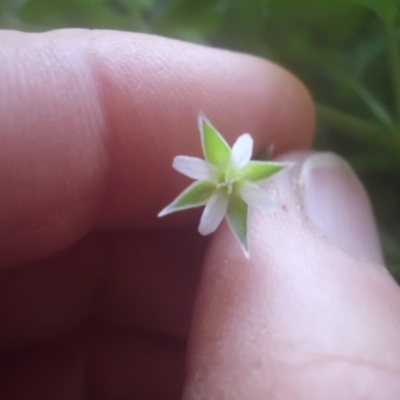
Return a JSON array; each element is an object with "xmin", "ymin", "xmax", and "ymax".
[
  {"xmin": 0, "ymin": 232, "xmax": 108, "ymax": 349},
  {"xmin": 94, "ymin": 228, "xmax": 207, "ymax": 340},
  {"xmin": 87, "ymin": 325, "xmax": 185, "ymax": 400},
  {"xmin": 0, "ymin": 334, "xmax": 85, "ymax": 400},
  {"xmin": 184, "ymin": 152, "xmax": 400, "ymax": 399},
  {"xmin": 0, "ymin": 228, "xmax": 205, "ymax": 349},
  {"xmin": 0, "ymin": 326, "xmax": 185, "ymax": 400},
  {"xmin": 0, "ymin": 29, "xmax": 314, "ymax": 267}
]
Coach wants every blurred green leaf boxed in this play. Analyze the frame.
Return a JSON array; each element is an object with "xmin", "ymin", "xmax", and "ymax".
[
  {"xmin": 154, "ymin": 0, "xmax": 227, "ymax": 42},
  {"xmin": 345, "ymin": 0, "xmax": 398, "ymax": 22},
  {"xmin": 381, "ymin": 231, "xmax": 400, "ymax": 281},
  {"xmin": 18, "ymin": 0, "xmax": 152, "ymax": 31}
]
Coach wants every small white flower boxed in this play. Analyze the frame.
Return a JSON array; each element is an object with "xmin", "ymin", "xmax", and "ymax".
[{"xmin": 158, "ymin": 114, "xmax": 288, "ymax": 258}]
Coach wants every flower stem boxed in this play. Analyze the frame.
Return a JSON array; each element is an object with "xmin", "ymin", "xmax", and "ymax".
[
  {"xmin": 385, "ymin": 18, "xmax": 400, "ymax": 125},
  {"xmin": 316, "ymin": 104, "xmax": 392, "ymax": 148}
]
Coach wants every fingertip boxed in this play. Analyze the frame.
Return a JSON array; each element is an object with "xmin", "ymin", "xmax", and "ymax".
[{"xmin": 184, "ymin": 151, "xmax": 400, "ymax": 399}]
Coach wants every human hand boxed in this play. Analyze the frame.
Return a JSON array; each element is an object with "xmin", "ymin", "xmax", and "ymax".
[{"xmin": 0, "ymin": 29, "xmax": 399, "ymax": 400}]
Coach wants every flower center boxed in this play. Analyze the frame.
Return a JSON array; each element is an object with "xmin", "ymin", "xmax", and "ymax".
[{"xmin": 216, "ymin": 169, "xmax": 240, "ymax": 195}]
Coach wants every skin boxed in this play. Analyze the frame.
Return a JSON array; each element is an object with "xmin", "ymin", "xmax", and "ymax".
[{"xmin": 0, "ymin": 29, "xmax": 399, "ymax": 399}]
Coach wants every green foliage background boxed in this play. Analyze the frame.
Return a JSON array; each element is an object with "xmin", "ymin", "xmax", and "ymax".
[{"xmin": 1, "ymin": 0, "xmax": 400, "ymax": 279}]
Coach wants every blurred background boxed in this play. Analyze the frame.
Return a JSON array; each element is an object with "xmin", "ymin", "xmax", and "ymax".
[{"xmin": 1, "ymin": 0, "xmax": 400, "ymax": 280}]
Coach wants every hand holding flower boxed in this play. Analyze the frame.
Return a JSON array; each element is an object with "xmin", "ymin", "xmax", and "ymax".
[{"xmin": 159, "ymin": 115, "xmax": 287, "ymax": 256}]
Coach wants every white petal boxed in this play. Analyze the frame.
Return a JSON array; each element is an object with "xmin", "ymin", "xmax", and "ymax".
[
  {"xmin": 198, "ymin": 191, "xmax": 229, "ymax": 235},
  {"xmin": 231, "ymin": 133, "xmax": 253, "ymax": 168},
  {"xmin": 173, "ymin": 156, "xmax": 215, "ymax": 180},
  {"xmin": 239, "ymin": 181, "xmax": 277, "ymax": 212}
]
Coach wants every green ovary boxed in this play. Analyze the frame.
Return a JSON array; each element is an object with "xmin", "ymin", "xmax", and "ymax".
[{"xmin": 215, "ymin": 167, "xmax": 243, "ymax": 195}]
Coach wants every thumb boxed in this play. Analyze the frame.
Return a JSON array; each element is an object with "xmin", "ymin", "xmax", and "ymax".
[{"xmin": 184, "ymin": 151, "xmax": 400, "ymax": 399}]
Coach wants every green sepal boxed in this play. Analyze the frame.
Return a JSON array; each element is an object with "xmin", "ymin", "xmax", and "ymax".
[
  {"xmin": 256, "ymin": 145, "xmax": 274, "ymax": 161},
  {"xmin": 226, "ymin": 193, "xmax": 249, "ymax": 257},
  {"xmin": 200, "ymin": 115, "xmax": 231, "ymax": 168},
  {"xmin": 241, "ymin": 161, "xmax": 286, "ymax": 183},
  {"xmin": 158, "ymin": 180, "xmax": 215, "ymax": 216}
]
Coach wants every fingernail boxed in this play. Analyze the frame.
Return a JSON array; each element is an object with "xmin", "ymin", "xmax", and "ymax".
[{"xmin": 301, "ymin": 152, "xmax": 384, "ymax": 265}]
